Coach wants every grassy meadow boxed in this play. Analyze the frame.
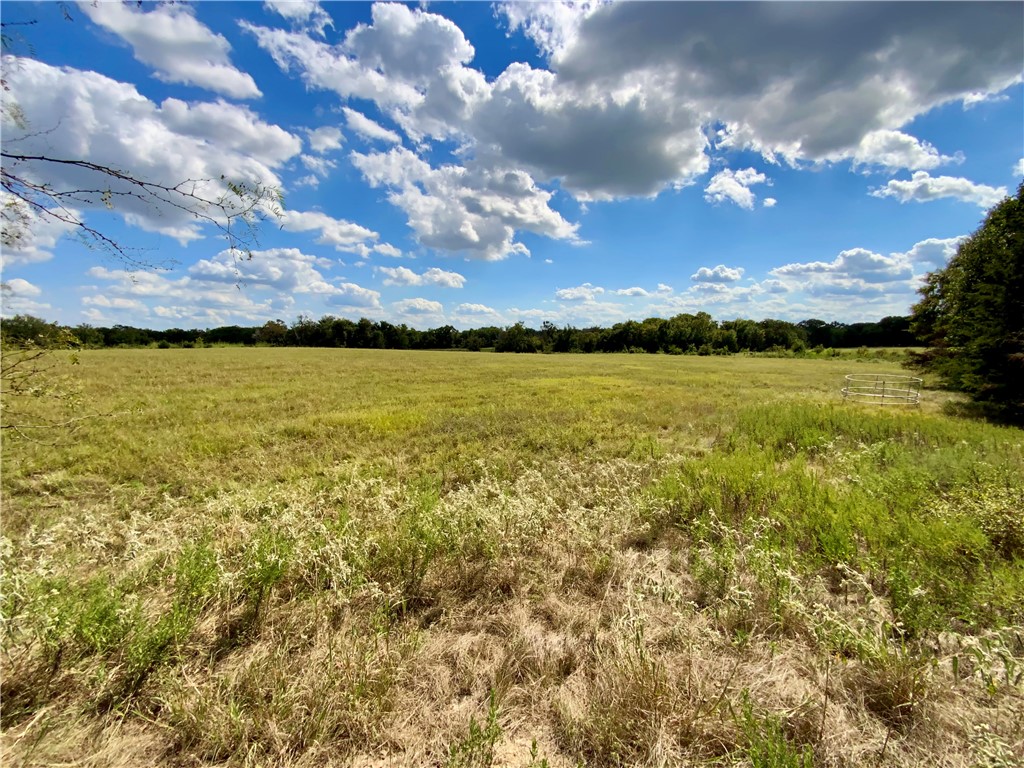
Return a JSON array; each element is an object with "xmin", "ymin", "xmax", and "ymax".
[{"xmin": 1, "ymin": 348, "xmax": 1022, "ymax": 767}]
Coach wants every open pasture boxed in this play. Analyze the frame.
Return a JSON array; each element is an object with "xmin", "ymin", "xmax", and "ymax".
[{"xmin": 2, "ymin": 349, "xmax": 1022, "ymax": 767}]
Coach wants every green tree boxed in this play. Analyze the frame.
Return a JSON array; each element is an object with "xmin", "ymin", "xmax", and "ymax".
[{"xmin": 910, "ymin": 182, "xmax": 1024, "ymax": 421}]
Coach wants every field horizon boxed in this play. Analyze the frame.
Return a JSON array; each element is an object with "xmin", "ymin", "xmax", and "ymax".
[{"xmin": 2, "ymin": 349, "xmax": 1022, "ymax": 767}]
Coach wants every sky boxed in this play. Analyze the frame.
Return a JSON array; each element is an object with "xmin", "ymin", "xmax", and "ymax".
[{"xmin": 1, "ymin": 0, "xmax": 1022, "ymax": 331}]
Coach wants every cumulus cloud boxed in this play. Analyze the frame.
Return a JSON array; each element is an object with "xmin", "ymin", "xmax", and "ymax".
[
  {"xmin": 87, "ymin": 250, "xmax": 382, "ymax": 324},
  {"xmin": 299, "ymin": 154, "xmax": 337, "ymax": 178},
  {"xmin": 264, "ymin": 0, "xmax": 334, "ymax": 36},
  {"xmin": 760, "ymin": 279, "xmax": 789, "ymax": 294},
  {"xmin": 498, "ymin": 1, "xmax": 606, "ymax": 60},
  {"xmin": 81, "ymin": 1, "xmax": 260, "ymax": 99},
  {"xmin": 82, "ymin": 294, "xmax": 148, "ymax": 312},
  {"xmin": 472, "ymin": 64, "xmax": 710, "ymax": 200},
  {"xmin": 691, "ymin": 265, "xmax": 745, "ymax": 283},
  {"xmin": 242, "ymin": 3, "xmax": 464, "ymax": 110},
  {"xmin": 3, "ymin": 57, "xmax": 299, "ymax": 245},
  {"xmin": 159, "ymin": 98, "xmax": 301, "ymax": 163},
  {"xmin": 1015, "ymin": 158, "xmax": 1024, "ymax": 177},
  {"xmin": 0, "ymin": 193, "xmax": 80, "ymax": 267},
  {"xmin": 372, "ymin": 243, "xmax": 403, "ymax": 258},
  {"xmin": 376, "ymin": 266, "xmax": 465, "ymax": 288},
  {"xmin": 189, "ymin": 247, "xmax": 341, "ymax": 294},
  {"xmin": 555, "ymin": 282, "xmax": 604, "ymax": 302},
  {"xmin": 392, "ymin": 297, "xmax": 445, "ymax": 326},
  {"xmin": 293, "ymin": 174, "xmax": 321, "ymax": 189},
  {"xmin": 394, "ymin": 297, "xmax": 443, "ymax": 314},
  {"xmin": 614, "ymin": 287, "xmax": 650, "ymax": 297},
  {"xmin": 902, "ymin": 237, "xmax": 966, "ymax": 268},
  {"xmin": 306, "ymin": 126, "xmax": 344, "ymax": 153},
  {"xmin": 1, "ymin": 279, "xmax": 51, "ymax": 317},
  {"xmin": 3, "ymin": 278, "xmax": 42, "ymax": 298},
  {"xmin": 250, "ymin": 1, "xmax": 1021, "ymax": 219},
  {"xmin": 704, "ymin": 168, "xmax": 768, "ymax": 209},
  {"xmin": 351, "ymin": 147, "xmax": 578, "ymax": 259},
  {"xmin": 88, "ymin": 265, "xmax": 295, "ymax": 326},
  {"xmin": 870, "ymin": 171, "xmax": 1008, "ymax": 208},
  {"xmin": 772, "ymin": 247, "xmax": 913, "ymax": 284},
  {"xmin": 279, "ymin": 209, "xmax": 379, "ymax": 251},
  {"xmin": 455, "ymin": 302, "xmax": 500, "ymax": 315},
  {"xmin": 762, "ymin": 197, "xmax": 777, "ymax": 208},
  {"xmin": 343, "ymin": 107, "xmax": 402, "ymax": 144},
  {"xmin": 552, "ymin": 3, "xmax": 1022, "ymax": 164},
  {"xmin": 851, "ymin": 130, "xmax": 961, "ymax": 172},
  {"xmin": 326, "ymin": 283, "xmax": 382, "ymax": 309}
]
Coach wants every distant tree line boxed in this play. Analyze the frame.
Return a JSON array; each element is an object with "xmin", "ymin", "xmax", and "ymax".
[{"xmin": 0, "ymin": 312, "xmax": 920, "ymax": 354}]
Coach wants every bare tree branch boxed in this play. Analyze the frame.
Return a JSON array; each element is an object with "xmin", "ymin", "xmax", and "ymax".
[{"xmin": 1, "ymin": 151, "xmax": 283, "ymax": 269}]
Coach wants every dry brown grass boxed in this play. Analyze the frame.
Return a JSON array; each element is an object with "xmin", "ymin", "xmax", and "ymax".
[{"xmin": 2, "ymin": 349, "xmax": 1023, "ymax": 767}]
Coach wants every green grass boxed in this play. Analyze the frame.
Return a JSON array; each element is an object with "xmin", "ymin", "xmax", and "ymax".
[{"xmin": 2, "ymin": 348, "xmax": 1021, "ymax": 766}]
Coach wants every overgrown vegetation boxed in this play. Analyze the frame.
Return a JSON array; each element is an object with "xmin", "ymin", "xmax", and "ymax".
[
  {"xmin": 910, "ymin": 182, "xmax": 1023, "ymax": 423},
  {"xmin": 1, "ymin": 349, "xmax": 1021, "ymax": 766}
]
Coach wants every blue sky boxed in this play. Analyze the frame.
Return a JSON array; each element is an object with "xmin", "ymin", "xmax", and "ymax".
[{"xmin": 2, "ymin": 1, "xmax": 1022, "ymax": 330}]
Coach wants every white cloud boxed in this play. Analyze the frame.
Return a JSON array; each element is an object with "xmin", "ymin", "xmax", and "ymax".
[
  {"xmin": 242, "ymin": 5, "xmax": 450, "ymax": 108},
  {"xmin": 3, "ymin": 57, "xmax": 298, "ymax": 246},
  {"xmin": 614, "ymin": 287, "xmax": 649, "ymax": 297},
  {"xmin": 189, "ymin": 247, "xmax": 340, "ymax": 294},
  {"xmin": 772, "ymin": 247, "xmax": 913, "ymax": 284},
  {"xmin": 326, "ymin": 283, "xmax": 382, "ymax": 309},
  {"xmin": 902, "ymin": 236, "xmax": 966, "ymax": 268},
  {"xmin": 351, "ymin": 147, "xmax": 578, "ymax": 260},
  {"xmin": 81, "ymin": 2, "xmax": 260, "ymax": 99},
  {"xmin": 762, "ymin": 197, "xmax": 777, "ymax": 208},
  {"xmin": 376, "ymin": 266, "xmax": 465, "ymax": 288},
  {"xmin": 691, "ymin": 265, "xmax": 745, "ymax": 283},
  {"xmin": 0, "ymin": 193, "xmax": 80, "ymax": 266},
  {"xmin": 393, "ymin": 297, "xmax": 443, "ymax": 314},
  {"xmin": 293, "ymin": 174, "xmax": 321, "ymax": 189},
  {"xmin": 343, "ymin": 107, "xmax": 401, "ymax": 144},
  {"xmin": 555, "ymin": 282, "xmax": 604, "ymax": 302},
  {"xmin": 87, "ymin": 265, "xmax": 296, "ymax": 326},
  {"xmin": 392, "ymin": 297, "xmax": 446, "ymax": 326},
  {"xmin": 306, "ymin": 126, "xmax": 344, "ymax": 153},
  {"xmin": 1014, "ymin": 158, "xmax": 1024, "ymax": 177},
  {"xmin": 497, "ymin": 1, "xmax": 607, "ymax": 60},
  {"xmin": 253, "ymin": 2, "xmax": 1021, "ymax": 211},
  {"xmin": 264, "ymin": 0, "xmax": 334, "ymax": 36},
  {"xmin": 704, "ymin": 168, "xmax": 768, "ymax": 209},
  {"xmin": 279, "ymin": 209, "xmax": 379, "ymax": 251},
  {"xmin": 87, "ymin": 249, "xmax": 383, "ymax": 325},
  {"xmin": 159, "ymin": 98, "xmax": 301, "ymax": 164},
  {"xmin": 455, "ymin": 302, "xmax": 500, "ymax": 315},
  {"xmin": 299, "ymin": 154, "xmax": 337, "ymax": 177},
  {"xmin": 759, "ymin": 279, "xmax": 789, "ymax": 294},
  {"xmin": 870, "ymin": 171, "xmax": 1008, "ymax": 208},
  {"xmin": 373, "ymin": 243, "xmax": 403, "ymax": 258},
  {"xmin": 3, "ymin": 278, "xmax": 41, "ymax": 298},
  {"xmin": 82, "ymin": 294, "xmax": 148, "ymax": 312},
  {"xmin": 851, "ymin": 130, "xmax": 960, "ymax": 172}
]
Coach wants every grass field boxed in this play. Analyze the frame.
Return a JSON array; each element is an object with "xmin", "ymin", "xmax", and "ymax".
[{"xmin": 2, "ymin": 349, "xmax": 1022, "ymax": 767}]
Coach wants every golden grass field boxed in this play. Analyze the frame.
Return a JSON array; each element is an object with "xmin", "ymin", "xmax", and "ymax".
[{"xmin": 2, "ymin": 348, "xmax": 1022, "ymax": 767}]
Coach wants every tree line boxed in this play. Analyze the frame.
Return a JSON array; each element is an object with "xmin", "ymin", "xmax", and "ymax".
[{"xmin": 0, "ymin": 312, "xmax": 920, "ymax": 354}]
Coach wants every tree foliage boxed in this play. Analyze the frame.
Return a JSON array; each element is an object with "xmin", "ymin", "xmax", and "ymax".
[
  {"xmin": 910, "ymin": 182, "xmax": 1024, "ymax": 421},
  {"xmin": 1, "ymin": 312, "xmax": 925, "ymax": 355}
]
